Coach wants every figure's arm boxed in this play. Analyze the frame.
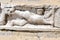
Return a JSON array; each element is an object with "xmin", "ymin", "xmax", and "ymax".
[{"xmin": 44, "ymin": 9, "xmax": 54, "ymax": 19}]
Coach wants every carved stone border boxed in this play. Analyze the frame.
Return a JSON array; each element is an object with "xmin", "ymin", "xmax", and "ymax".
[{"xmin": 0, "ymin": 26, "xmax": 60, "ymax": 32}]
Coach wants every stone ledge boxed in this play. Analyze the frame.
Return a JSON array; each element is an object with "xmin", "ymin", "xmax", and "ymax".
[{"xmin": 0, "ymin": 25, "xmax": 59, "ymax": 32}]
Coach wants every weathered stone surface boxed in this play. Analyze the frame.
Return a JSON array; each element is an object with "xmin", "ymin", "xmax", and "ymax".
[
  {"xmin": 0, "ymin": 31, "xmax": 60, "ymax": 40},
  {"xmin": 0, "ymin": 0, "xmax": 60, "ymax": 40},
  {"xmin": 54, "ymin": 8, "xmax": 60, "ymax": 27},
  {"xmin": 0, "ymin": 2, "xmax": 60, "ymax": 31},
  {"xmin": 0, "ymin": 31, "xmax": 38, "ymax": 40},
  {"xmin": 14, "ymin": 5, "xmax": 37, "ymax": 14},
  {"xmin": 0, "ymin": 3, "xmax": 56, "ymax": 31},
  {"xmin": 38, "ymin": 32, "xmax": 60, "ymax": 40}
]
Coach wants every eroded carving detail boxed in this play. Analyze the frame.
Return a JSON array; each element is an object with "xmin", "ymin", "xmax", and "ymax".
[{"xmin": 0, "ymin": 3, "xmax": 59, "ymax": 28}]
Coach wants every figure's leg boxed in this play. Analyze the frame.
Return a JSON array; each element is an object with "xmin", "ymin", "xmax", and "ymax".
[
  {"xmin": 6, "ymin": 19, "xmax": 27, "ymax": 26},
  {"xmin": 12, "ymin": 19, "xmax": 27, "ymax": 26}
]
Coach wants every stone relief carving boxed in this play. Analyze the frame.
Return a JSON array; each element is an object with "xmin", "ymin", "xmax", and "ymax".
[{"xmin": 0, "ymin": 3, "xmax": 59, "ymax": 28}]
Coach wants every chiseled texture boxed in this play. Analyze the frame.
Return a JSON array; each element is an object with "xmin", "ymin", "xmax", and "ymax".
[{"xmin": 0, "ymin": 31, "xmax": 59, "ymax": 40}]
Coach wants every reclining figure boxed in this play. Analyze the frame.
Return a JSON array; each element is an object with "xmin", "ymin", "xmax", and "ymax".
[
  {"xmin": 14, "ymin": 10, "xmax": 54, "ymax": 25},
  {"xmin": 6, "ymin": 7, "xmax": 54, "ymax": 26}
]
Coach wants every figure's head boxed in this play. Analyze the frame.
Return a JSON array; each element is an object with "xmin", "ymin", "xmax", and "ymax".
[
  {"xmin": 1, "ymin": 4, "xmax": 15, "ymax": 14},
  {"xmin": 4, "ymin": 5, "xmax": 15, "ymax": 13},
  {"xmin": 5, "ymin": 7, "xmax": 15, "ymax": 13}
]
